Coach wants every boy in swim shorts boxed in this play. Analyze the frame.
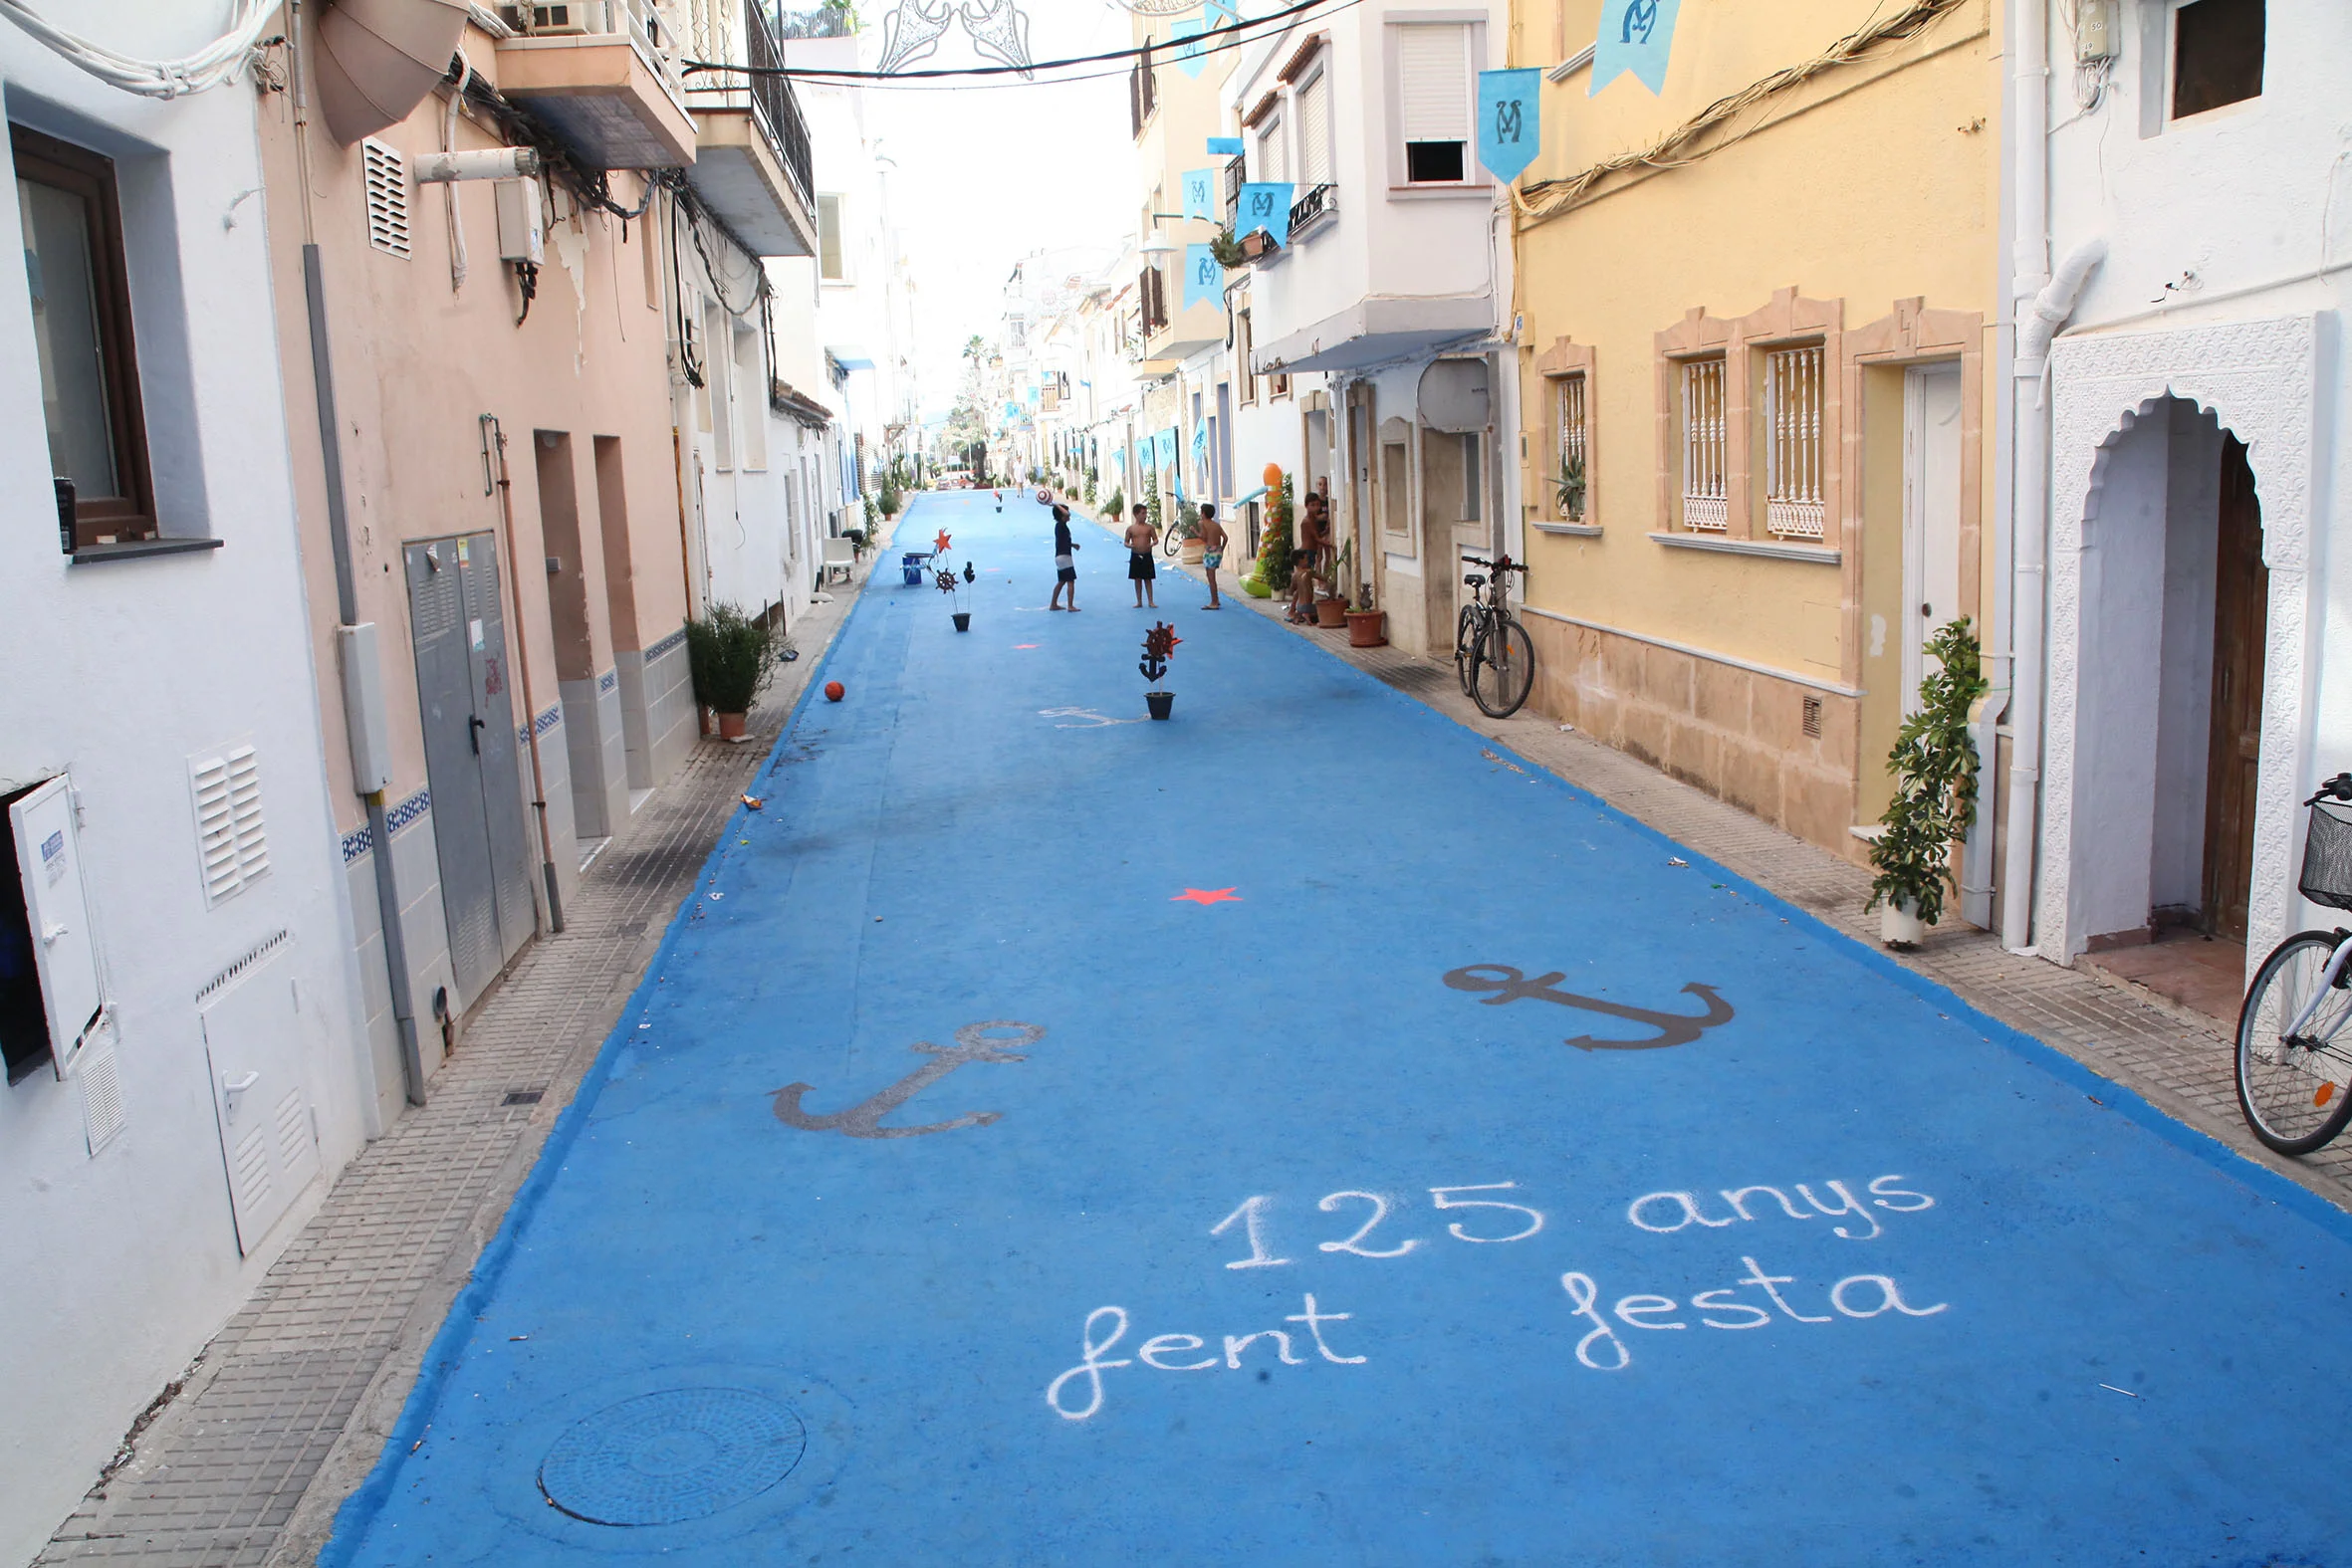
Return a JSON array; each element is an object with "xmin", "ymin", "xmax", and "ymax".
[
  {"xmin": 1196, "ymin": 502, "xmax": 1227, "ymax": 609},
  {"xmin": 1050, "ymin": 504, "xmax": 1080, "ymax": 611},
  {"xmin": 1124, "ymin": 504, "xmax": 1158, "ymax": 609}
]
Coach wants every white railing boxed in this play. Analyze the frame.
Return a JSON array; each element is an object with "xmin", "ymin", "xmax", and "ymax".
[
  {"xmin": 1680, "ymin": 356, "xmax": 1727, "ymax": 532},
  {"xmin": 1764, "ymin": 342, "xmax": 1825, "ymax": 540}
]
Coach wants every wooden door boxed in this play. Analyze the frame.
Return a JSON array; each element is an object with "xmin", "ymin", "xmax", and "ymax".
[{"xmin": 2203, "ymin": 434, "xmax": 2265, "ymax": 940}]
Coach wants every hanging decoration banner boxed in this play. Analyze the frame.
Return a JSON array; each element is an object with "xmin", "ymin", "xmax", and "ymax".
[
  {"xmin": 1155, "ymin": 428, "xmax": 1178, "ymax": 473},
  {"xmin": 1181, "ymin": 169, "xmax": 1215, "ymax": 221},
  {"xmin": 1590, "ymin": 0, "xmax": 1682, "ymax": 95},
  {"xmin": 1477, "ymin": 69, "xmax": 1542, "ymax": 182},
  {"xmin": 1235, "ymin": 182, "xmax": 1295, "ymax": 247},
  {"xmin": 1173, "ymin": 14, "xmax": 1208, "ymax": 77},
  {"xmin": 1182, "ymin": 243, "xmax": 1225, "ymax": 311},
  {"xmin": 1207, "ymin": 135, "xmax": 1244, "ymax": 155}
]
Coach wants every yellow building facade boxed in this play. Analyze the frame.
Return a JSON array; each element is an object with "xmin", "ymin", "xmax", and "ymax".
[{"xmin": 1511, "ymin": 0, "xmax": 2000, "ymax": 867}]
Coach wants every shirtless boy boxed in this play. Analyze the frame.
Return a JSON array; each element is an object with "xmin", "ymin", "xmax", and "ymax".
[
  {"xmin": 1124, "ymin": 504, "xmax": 1159, "ymax": 609},
  {"xmin": 1196, "ymin": 503, "xmax": 1228, "ymax": 609}
]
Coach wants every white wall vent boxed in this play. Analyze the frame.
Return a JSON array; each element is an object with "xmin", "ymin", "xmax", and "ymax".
[
  {"xmin": 362, "ymin": 139, "xmax": 412, "ymax": 259},
  {"xmin": 191, "ymin": 745, "xmax": 271, "ymax": 906}
]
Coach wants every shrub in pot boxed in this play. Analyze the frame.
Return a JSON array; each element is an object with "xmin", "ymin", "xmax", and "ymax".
[
  {"xmin": 686, "ymin": 603, "xmax": 775, "ymax": 739},
  {"xmin": 1866, "ymin": 618, "xmax": 1989, "ymax": 949}
]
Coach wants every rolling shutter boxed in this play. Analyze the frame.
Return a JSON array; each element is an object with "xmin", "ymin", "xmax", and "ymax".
[
  {"xmin": 1397, "ymin": 25, "xmax": 1469, "ymax": 143},
  {"xmin": 1298, "ymin": 71, "xmax": 1332, "ymax": 187},
  {"xmin": 1257, "ymin": 109, "xmax": 1287, "ymax": 183}
]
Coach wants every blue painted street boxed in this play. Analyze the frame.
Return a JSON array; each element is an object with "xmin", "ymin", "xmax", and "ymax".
[{"xmin": 325, "ymin": 490, "xmax": 2350, "ymax": 1566}]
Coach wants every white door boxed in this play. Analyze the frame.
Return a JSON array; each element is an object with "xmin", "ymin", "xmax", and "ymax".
[
  {"xmin": 200, "ymin": 945, "xmax": 322, "ymax": 1255},
  {"xmin": 1902, "ymin": 364, "xmax": 1965, "ymax": 711},
  {"xmin": 8, "ymin": 776, "xmax": 103, "ymax": 1076}
]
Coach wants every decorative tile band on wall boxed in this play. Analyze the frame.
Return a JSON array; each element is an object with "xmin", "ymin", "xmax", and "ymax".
[
  {"xmin": 340, "ymin": 788, "xmax": 433, "ymax": 864},
  {"xmin": 597, "ymin": 669, "xmax": 618, "ymax": 695},
  {"xmin": 644, "ymin": 624, "xmax": 688, "ymax": 662},
  {"xmin": 518, "ymin": 705, "xmax": 563, "ymax": 747}
]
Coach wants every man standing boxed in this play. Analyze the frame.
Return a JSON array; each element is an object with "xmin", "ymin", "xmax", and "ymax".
[
  {"xmin": 1050, "ymin": 504, "xmax": 1081, "ymax": 611},
  {"xmin": 1197, "ymin": 502, "xmax": 1227, "ymax": 609},
  {"xmin": 1124, "ymin": 503, "xmax": 1159, "ymax": 609}
]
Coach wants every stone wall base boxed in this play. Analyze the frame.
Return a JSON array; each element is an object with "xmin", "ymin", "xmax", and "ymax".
[{"xmin": 1521, "ymin": 612, "xmax": 1866, "ymax": 867}]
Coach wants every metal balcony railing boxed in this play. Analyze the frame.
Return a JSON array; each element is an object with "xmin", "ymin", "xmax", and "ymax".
[
  {"xmin": 1289, "ymin": 182, "xmax": 1336, "ymax": 236},
  {"xmin": 742, "ymin": 0, "xmax": 814, "ymax": 206}
]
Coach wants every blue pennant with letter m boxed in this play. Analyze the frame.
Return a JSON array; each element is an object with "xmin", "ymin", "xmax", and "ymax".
[
  {"xmin": 1235, "ymin": 182, "xmax": 1295, "ymax": 247},
  {"xmin": 1590, "ymin": 0, "xmax": 1681, "ymax": 96},
  {"xmin": 1182, "ymin": 243, "xmax": 1225, "ymax": 312},
  {"xmin": 1477, "ymin": 69, "xmax": 1541, "ymax": 182}
]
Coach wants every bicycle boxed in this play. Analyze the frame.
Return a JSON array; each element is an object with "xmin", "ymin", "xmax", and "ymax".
[
  {"xmin": 1454, "ymin": 554, "xmax": 1535, "ymax": 719},
  {"xmin": 2235, "ymin": 772, "xmax": 2352, "ymax": 1154}
]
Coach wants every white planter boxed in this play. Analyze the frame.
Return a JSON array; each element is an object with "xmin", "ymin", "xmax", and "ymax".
[{"xmin": 1880, "ymin": 898, "xmax": 1927, "ymax": 949}]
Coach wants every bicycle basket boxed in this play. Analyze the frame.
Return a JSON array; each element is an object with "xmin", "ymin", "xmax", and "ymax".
[{"xmin": 2300, "ymin": 798, "xmax": 2352, "ymax": 911}]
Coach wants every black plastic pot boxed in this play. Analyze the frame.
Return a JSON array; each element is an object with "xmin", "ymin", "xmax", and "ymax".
[
  {"xmin": 1146, "ymin": 690, "xmax": 1174, "ymax": 721},
  {"xmin": 952, "ymin": 612, "xmax": 971, "ymax": 632}
]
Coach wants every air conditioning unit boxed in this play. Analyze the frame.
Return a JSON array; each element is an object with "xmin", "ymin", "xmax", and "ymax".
[{"xmin": 500, "ymin": 3, "xmax": 593, "ymax": 35}]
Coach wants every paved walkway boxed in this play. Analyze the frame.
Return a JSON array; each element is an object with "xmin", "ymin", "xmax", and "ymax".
[
  {"xmin": 304, "ymin": 491, "xmax": 2352, "ymax": 1566},
  {"xmin": 1155, "ymin": 529, "xmax": 2352, "ymax": 1209},
  {"xmin": 32, "ymin": 558, "xmax": 876, "ymax": 1568}
]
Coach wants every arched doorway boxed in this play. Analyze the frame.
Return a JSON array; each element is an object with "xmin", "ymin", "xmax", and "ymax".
[{"xmin": 2038, "ymin": 316, "xmax": 2317, "ymax": 979}]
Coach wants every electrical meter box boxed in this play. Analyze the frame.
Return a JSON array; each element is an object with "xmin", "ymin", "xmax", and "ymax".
[{"xmin": 494, "ymin": 178, "xmax": 545, "ymax": 266}]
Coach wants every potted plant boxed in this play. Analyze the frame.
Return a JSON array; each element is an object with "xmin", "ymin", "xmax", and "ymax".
[
  {"xmin": 1176, "ymin": 505, "xmax": 1206, "ymax": 564},
  {"xmin": 879, "ymin": 474, "xmax": 903, "ymax": 518},
  {"xmin": 1344, "ymin": 580, "xmax": 1386, "ymax": 647},
  {"xmin": 1866, "ymin": 618, "xmax": 1989, "ymax": 949},
  {"xmin": 1104, "ymin": 484, "xmax": 1124, "ymax": 522},
  {"xmin": 1314, "ymin": 536, "xmax": 1350, "ymax": 627},
  {"xmin": 1240, "ymin": 228, "xmax": 1280, "ymax": 262},
  {"xmin": 1140, "ymin": 620, "xmax": 1181, "ymax": 720},
  {"xmin": 1143, "ymin": 469, "xmax": 1163, "ymax": 536},
  {"xmin": 1209, "ymin": 227, "xmax": 1249, "ymax": 269},
  {"xmin": 686, "ymin": 602, "xmax": 774, "ymax": 740},
  {"xmin": 1555, "ymin": 454, "xmax": 1586, "ymax": 522},
  {"xmin": 1247, "ymin": 470, "xmax": 1294, "ymax": 602}
]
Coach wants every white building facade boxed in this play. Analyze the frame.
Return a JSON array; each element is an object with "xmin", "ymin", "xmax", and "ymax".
[
  {"xmin": 2010, "ymin": 0, "xmax": 2352, "ymax": 974},
  {"xmin": 0, "ymin": 10, "xmax": 380, "ymax": 1560}
]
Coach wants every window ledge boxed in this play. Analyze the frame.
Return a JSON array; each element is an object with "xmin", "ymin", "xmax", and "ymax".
[
  {"xmin": 1532, "ymin": 520, "xmax": 1600, "ymax": 537},
  {"xmin": 1648, "ymin": 531, "xmax": 1839, "ymax": 564},
  {"xmin": 1387, "ymin": 182, "xmax": 1492, "ymax": 201},
  {"xmin": 71, "ymin": 537, "xmax": 223, "ymax": 565}
]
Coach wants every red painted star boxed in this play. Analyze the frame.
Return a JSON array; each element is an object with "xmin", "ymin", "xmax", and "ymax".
[{"xmin": 1171, "ymin": 888, "xmax": 1241, "ymax": 905}]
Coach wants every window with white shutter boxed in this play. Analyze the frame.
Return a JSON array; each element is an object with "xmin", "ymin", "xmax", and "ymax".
[
  {"xmin": 190, "ymin": 745, "xmax": 271, "ymax": 907},
  {"xmin": 1297, "ymin": 69, "xmax": 1332, "ymax": 189},
  {"xmin": 1257, "ymin": 108, "xmax": 1288, "ymax": 184},
  {"xmin": 1395, "ymin": 24, "xmax": 1470, "ymax": 183}
]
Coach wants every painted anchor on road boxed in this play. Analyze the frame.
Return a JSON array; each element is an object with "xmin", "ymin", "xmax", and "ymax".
[
  {"xmin": 1442, "ymin": 965, "xmax": 1733, "ymax": 1050},
  {"xmin": 771, "ymin": 1020, "xmax": 1046, "ymax": 1138}
]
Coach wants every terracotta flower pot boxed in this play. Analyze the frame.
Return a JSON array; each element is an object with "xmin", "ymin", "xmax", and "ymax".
[
  {"xmin": 1345, "ymin": 609, "xmax": 1387, "ymax": 647},
  {"xmin": 1181, "ymin": 539, "xmax": 1206, "ymax": 564},
  {"xmin": 717, "ymin": 711, "xmax": 748, "ymax": 740},
  {"xmin": 1314, "ymin": 597, "xmax": 1346, "ymax": 629}
]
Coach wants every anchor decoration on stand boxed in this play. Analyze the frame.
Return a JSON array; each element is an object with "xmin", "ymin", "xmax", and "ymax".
[
  {"xmin": 1442, "ymin": 965, "xmax": 1733, "ymax": 1050},
  {"xmin": 771, "ymin": 1020, "xmax": 1045, "ymax": 1139}
]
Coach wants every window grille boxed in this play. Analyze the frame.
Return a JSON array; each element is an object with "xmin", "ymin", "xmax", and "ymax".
[
  {"xmin": 361, "ymin": 139, "xmax": 410, "ymax": 259},
  {"xmin": 1764, "ymin": 343, "xmax": 1825, "ymax": 539},
  {"xmin": 1680, "ymin": 357, "xmax": 1727, "ymax": 532},
  {"xmin": 1556, "ymin": 371, "xmax": 1586, "ymax": 519}
]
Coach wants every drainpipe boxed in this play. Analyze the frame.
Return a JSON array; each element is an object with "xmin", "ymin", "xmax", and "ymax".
[
  {"xmin": 1999, "ymin": 229, "xmax": 2109, "ymax": 954},
  {"xmin": 484, "ymin": 416, "xmax": 567, "ymax": 934},
  {"xmin": 292, "ymin": 0, "xmax": 427, "ymax": 1107}
]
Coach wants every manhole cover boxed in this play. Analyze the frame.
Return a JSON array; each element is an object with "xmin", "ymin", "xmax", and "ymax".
[{"xmin": 538, "ymin": 1388, "xmax": 806, "ymax": 1526}]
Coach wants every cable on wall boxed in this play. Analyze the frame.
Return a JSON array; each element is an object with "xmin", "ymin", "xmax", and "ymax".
[{"xmin": 0, "ymin": 0, "xmax": 275, "ymax": 98}]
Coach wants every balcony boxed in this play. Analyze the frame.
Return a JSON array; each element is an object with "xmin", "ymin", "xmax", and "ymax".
[
  {"xmin": 1289, "ymin": 181, "xmax": 1336, "ymax": 238},
  {"xmin": 682, "ymin": 0, "xmax": 818, "ymax": 256},
  {"xmin": 494, "ymin": 0, "xmax": 696, "ymax": 168}
]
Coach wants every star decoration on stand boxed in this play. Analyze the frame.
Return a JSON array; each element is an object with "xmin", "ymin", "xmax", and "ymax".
[{"xmin": 1170, "ymin": 888, "xmax": 1241, "ymax": 905}]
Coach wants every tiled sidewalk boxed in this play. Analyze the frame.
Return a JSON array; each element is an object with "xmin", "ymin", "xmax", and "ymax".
[
  {"xmin": 1158, "ymin": 543, "xmax": 2352, "ymax": 1211},
  {"xmin": 33, "ymin": 558, "xmax": 876, "ymax": 1568}
]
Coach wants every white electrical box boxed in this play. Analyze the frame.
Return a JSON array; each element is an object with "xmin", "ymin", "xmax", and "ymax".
[
  {"xmin": 2075, "ymin": 0, "xmax": 2116, "ymax": 61},
  {"xmin": 494, "ymin": 178, "xmax": 545, "ymax": 265},
  {"xmin": 337, "ymin": 622, "xmax": 394, "ymax": 794},
  {"xmin": 9, "ymin": 776, "xmax": 104, "ymax": 1078}
]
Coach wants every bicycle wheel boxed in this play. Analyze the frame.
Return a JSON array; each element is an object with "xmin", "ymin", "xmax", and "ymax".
[
  {"xmin": 1455, "ymin": 606, "xmax": 1480, "ymax": 695},
  {"xmin": 1470, "ymin": 616, "xmax": 1536, "ymax": 718},
  {"xmin": 2235, "ymin": 931, "xmax": 2352, "ymax": 1155},
  {"xmin": 1162, "ymin": 528, "xmax": 1181, "ymax": 558}
]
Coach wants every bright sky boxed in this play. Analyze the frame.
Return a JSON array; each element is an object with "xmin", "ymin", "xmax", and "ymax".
[{"xmin": 856, "ymin": 0, "xmax": 1140, "ymax": 418}]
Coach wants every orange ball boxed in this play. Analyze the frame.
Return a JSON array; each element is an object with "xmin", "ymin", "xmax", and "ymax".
[
  {"xmin": 1262, "ymin": 462, "xmax": 1284, "ymax": 488},
  {"xmin": 823, "ymin": 681, "xmax": 845, "ymax": 702}
]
